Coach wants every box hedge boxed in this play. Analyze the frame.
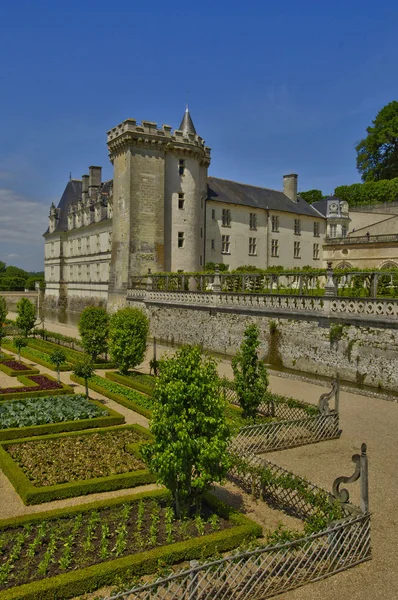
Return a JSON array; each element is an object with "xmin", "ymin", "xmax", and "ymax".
[
  {"xmin": 0, "ymin": 424, "xmax": 154, "ymax": 504},
  {"xmin": 0, "ymin": 374, "xmax": 74, "ymax": 402},
  {"xmin": 0, "ymin": 398, "xmax": 125, "ymax": 441},
  {"xmin": 0, "ymin": 491, "xmax": 261, "ymax": 600},
  {"xmin": 0, "ymin": 359, "xmax": 40, "ymax": 377},
  {"xmin": 105, "ymin": 370, "xmax": 154, "ymax": 395},
  {"xmin": 70, "ymin": 374, "xmax": 153, "ymax": 419}
]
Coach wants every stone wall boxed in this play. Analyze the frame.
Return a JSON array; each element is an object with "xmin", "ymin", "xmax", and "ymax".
[
  {"xmin": 1, "ymin": 292, "xmax": 38, "ymax": 312},
  {"xmin": 128, "ymin": 298, "xmax": 398, "ymax": 392}
]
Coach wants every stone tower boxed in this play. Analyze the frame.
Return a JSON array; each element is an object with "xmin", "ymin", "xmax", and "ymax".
[{"xmin": 107, "ymin": 109, "xmax": 210, "ymax": 310}]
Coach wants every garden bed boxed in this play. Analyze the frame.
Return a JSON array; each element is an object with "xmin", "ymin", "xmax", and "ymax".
[
  {"xmin": 0, "ymin": 358, "xmax": 40, "ymax": 377},
  {"xmin": 27, "ymin": 339, "xmax": 115, "ymax": 369},
  {"xmin": 0, "ymin": 490, "xmax": 260, "ymax": 600},
  {"xmin": 0, "ymin": 395, "xmax": 125, "ymax": 441},
  {"xmin": 0, "ymin": 374, "xmax": 74, "ymax": 401},
  {"xmin": 0, "ymin": 425, "xmax": 155, "ymax": 504}
]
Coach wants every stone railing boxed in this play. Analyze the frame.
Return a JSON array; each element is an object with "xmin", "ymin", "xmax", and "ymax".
[
  {"xmin": 325, "ymin": 234, "xmax": 398, "ymax": 245},
  {"xmin": 127, "ymin": 288, "xmax": 398, "ymax": 321}
]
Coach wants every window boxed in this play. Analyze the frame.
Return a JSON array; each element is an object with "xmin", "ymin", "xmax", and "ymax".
[
  {"xmin": 329, "ymin": 224, "xmax": 337, "ymax": 238},
  {"xmin": 86, "ymin": 264, "xmax": 90, "ymax": 281},
  {"xmin": 108, "ymin": 232, "xmax": 112, "ymax": 250},
  {"xmin": 211, "ymin": 239, "xmax": 215, "ymax": 251},
  {"xmin": 294, "ymin": 241, "xmax": 301, "ymax": 258},
  {"xmin": 222, "ymin": 209, "xmax": 231, "ymax": 227},
  {"xmin": 77, "ymin": 265, "xmax": 82, "ymax": 280},
  {"xmin": 342, "ymin": 226, "xmax": 347, "ymax": 238},
  {"xmin": 178, "ymin": 193, "xmax": 185, "ymax": 209},
  {"xmin": 314, "ymin": 222, "xmax": 320, "ymax": 237},
  {"xmin": 221, "ymin": 235, "xmax": 230, "ymax": 254},
  {"xmin": 179, "ymin": 159, "xmax": 185, "ymax": 175},
  {"xmin": 69, "ymin": 265, "xmax": 73, "ymax": 280},
  {"xmin": 271, "ymin": 215, "xmax": 279, "ymax": 232},
  {"xmin": 250, "ymin": 213, "xmax": 257, "ymax": 230},
  {"xmin": 200, "ymin": 255, "xmax": 202, "ymax": 266},
  {"xmin": 96, "ymin": 234, "xmax": 100, "ymax": 252},
  {"xmin": 212, "ymin": 209, "xmax": 216, "ymax": 220},
  {"xmin": 294, "ymin": 219, "xmax": 301, "ymax": 235},
  {"xmin": 77, "ymin": 238, "xmax": 81, "ymax": 254},
  {"xmin": 178, "ymin": 231, "xmax": 185, "ymax": 248},
  {"xmin": 271, "ymin": 239, "xmax": 279, "ymax": 257},
  {"xmin": 96, "ymin": 264, "xmax": 101, "ymax": 281},
  {"xmin": 249, "ymin": 237, "xmax": 257, "ymax": 256},
  {"xmin": 200, "ymin": 227, "xmax": 203, "ymax": 238},
  {"xmin": 313, "ymin": 243, "xmax": 320, "ymax": 260},
  {"xmin": 86, "ymin": 237, "xmax": 91, "ymax": 253},
  {"xmin": 51, "ymin": 242, "xmax": 55, "ymax": 256}
]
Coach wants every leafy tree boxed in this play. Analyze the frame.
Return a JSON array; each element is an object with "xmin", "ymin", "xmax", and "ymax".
[
  {"xmin": 108, "ymin": 308, "xmax": 149, "ymax": 375},
  {"xmin": 335, "ymin": 178, "xmax": 398, "ymax": 207},
  {"xmin": 49, "ymin": 349, "xmax": 66, "ymax": 383},
  {"xmin": 3, "ymin": 266, "xmax": 28, "ymax": 280},
  {"xmin": 73, "ymin": 360, "xmax": 95, "ymax": 398},
  {"xmin": 0, "ymin": 262, "xmax": 5, "ymax": 274},
  {"xmin": 15, "ymin": 298, "xmax": 36, "ymax": 336},
  {"xmin": 142, "ymin": 345, "xmax": 231, "ymax": 518},
  {"xmin": 299, "ymin": 189, "xmax": 323, "ymax": 204},
  {"xmin": 78, "ymin": 306, "xmax": 109, "ymax": 361},
  {"xmin": 356, "ymin": 101, "xmax": 398, "ymax": 182},
  {"xmin": 232, "ymin": 324, "xmax": 269, "ymax": 421},
  {"xmin": 25, "ymin": 276, "xmax": 45, "ymax": 291},
  {"xmin": 13, "ymin": 337, "xmax": 27, "ymax": 361}
]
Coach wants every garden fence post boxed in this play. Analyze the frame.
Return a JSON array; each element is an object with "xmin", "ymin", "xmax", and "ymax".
[
  {"xmin": 188, "ymin": 560, "xmax": 199, "ymax": 600},
  {"xmin": 360, "ymin": 443, "xmax": 369, "ymax": 513},
  {"xmin": 335, "ymin": 375, "xmax": 340, "ymax": 413}
]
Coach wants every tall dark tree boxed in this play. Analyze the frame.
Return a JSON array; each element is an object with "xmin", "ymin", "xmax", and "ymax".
[
  {"xmin": 299, "ymin": 190, "xmax": 323, "ymax": 204},
  {"xmin": 356, "ymin": 101, "xmax": 398, "ymax": 182}
]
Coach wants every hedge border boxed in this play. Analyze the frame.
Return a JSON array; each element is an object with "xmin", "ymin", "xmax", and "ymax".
[
  {"xmin": 0, "ymin": 492, "xmax": 261, "ymax": 600},
  {"xmin": 105, "ymin": 370, "xmax": 154, "ymax": 395},
  {"xmin": 0, "ymin": 358, "xmax": 40, "ymax": 377},
  {"xmin": 0, "ymin": 373, "xmax": 74, "ymax": 401},
  {"xmin": 70, "ymin": 374, "xmax": 153, "ymax": 419},
  {"xmin": 1, "ymin": 341, "xmax": 71, "ymax": 372},
  {"xmin": 0, "ymin": 398, "xmax": 125, "ymax": 441},
  {"xmin": 0, "ymin": 424, "xmax": 155, "ymax": 504},
  {"xmin": 27, "ymin": 338, "xmax": 116, "ymax": 370}
]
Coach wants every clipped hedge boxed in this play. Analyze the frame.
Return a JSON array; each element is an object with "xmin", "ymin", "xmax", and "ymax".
[
  {"xmin": 70, "ymin": 374, "xmax": 153, "ymax": 419},
  {"xmin": 0, "ymin": 424, "xmax": 154, "ymax": 504},
  {"xmin": 0, "ymin": 492, "xmax": 261, "ymax": 600},
  {"xmin": 0, "ymin": 374, "xmax": 74, "ymax": 402},
  {"xmin": 1, "ymin": 340, "xmax": 70, "ymax": 372},
  {"xmin": 105, "ymin": 370, "xmax": 154, "ymax": 395},
  {"xmin": 27, "ymin": 338, "xmax": 116, "ymax": 369},
  {"xmin": 0, "ymin": 359, "xmax": 39, "ymax": 377},
  {"xmin": 0, "ymin": 398, "xmax": 125, "ymax": 441}
]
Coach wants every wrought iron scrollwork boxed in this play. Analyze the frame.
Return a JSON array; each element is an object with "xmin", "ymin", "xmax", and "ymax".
[
  {"xmin": 318, "ymin": 378, "xmax": 339, "ymax": 415},
  {"xmin": 332, "ymin": 443, "xmax": 369, "ymax": 513}
]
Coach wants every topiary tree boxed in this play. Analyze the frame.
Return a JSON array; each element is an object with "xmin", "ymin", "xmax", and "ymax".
[
  {"xmin": 13, "ymin": 337, "xmax": 27, "ymax": 361},
  {"xmin": 49, "ymin": 349, "xmax": 66, "ymax": 383},
  {"xmin": 0, "ymin": 295, "xmax": 7, "ymax": 355},
  {"xmin": 108, "ymin": 307, "xmax": 149, "ymax": 375},
  {"xmin": 15, "ymin": 297, "xmax": 36, "ymax": 337},
  {"xmin": 78, "ymin": 306, "xmax": 109, "ymax": 361},
  {"xmin": 232, "ymin": 324, "xmax": 269, "ymax": 422},
  {"xmin": 142, "ymin": 345, "xmax": 231, "ymax": 518},
  {"xmin": 73, "ymin": 360, "xmax": 95, "ymax": 398}
]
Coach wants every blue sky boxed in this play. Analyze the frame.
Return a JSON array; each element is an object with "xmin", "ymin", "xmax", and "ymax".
[{"xmin": 1, "ymin": 0, "xmax": 397, "ymax": 270}]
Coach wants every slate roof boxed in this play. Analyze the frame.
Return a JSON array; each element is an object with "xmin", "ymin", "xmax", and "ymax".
[
  {"xmin": 311, "ymin": 196, "xmax": 342, "ymax": 217},
  {"xmin": 207, "ymin": 177, "xmax": 325, "ymax": 217},
  {"xmin": 43, "ymin": 179, "xmax": 113, "ymax": 236},
  {"xmin": 179, "ymin": 107, "xmax": 197, "ymax": 135}
]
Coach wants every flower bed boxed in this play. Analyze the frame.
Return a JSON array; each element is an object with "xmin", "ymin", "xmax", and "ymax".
[
  {"xmin": 0, "ymin": 425, "xmax": 155, "ymax": 504},
  {"xmin": 0, "ymin": 395, "xmax": 125, "ymax": 441},
  {"xmin": 0, "ymin": 490, "xmax": 260, "ymax": 600},
  {"xmin": 0, "ymin": 358, "xmax": 40, "ymax": 377},
  {"xmin": 0, "ymin": 374, "xmax": 74, "ymax": 401}
]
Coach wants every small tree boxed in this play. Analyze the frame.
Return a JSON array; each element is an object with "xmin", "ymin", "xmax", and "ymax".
[
  {"xmin": 108, "ymin": 308, "xmax": 149, "ymax": 375},
  {"xmin": 49, "ymin": 349, "xmax": 66, "ymax": 383},
  {"xmin": 73, "ymin": 360, "xmax": 95, "ymax": 398},
  {"xmin": 232, "ymin": 324, "xmax": 269, "ymax": 422},
  {"xmin": 78, "ymin": 306, "xmax": 109, "ymax": 361},
  {"xmin": 14, "ymin": 337, "xmax": 27, "ymax": 361},
  {"xmin": 15, "ymin": 298, "xmax": 36, "ymax": 337},
  {"xmin": 142, "ymin": 345, "xmax": 231, "ymax": 518},
  {"xmin": 0, "ymin": 295, "xmax": 7, "ymax": 354}
]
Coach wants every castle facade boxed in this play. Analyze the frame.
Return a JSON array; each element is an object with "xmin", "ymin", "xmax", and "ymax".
[{"xmin": 44, "ymin": 109, "xmax": 327, "ymax": 311}]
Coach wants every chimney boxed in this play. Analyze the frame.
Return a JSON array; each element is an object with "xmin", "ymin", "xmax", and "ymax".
[
  {"xmin": 82, "ymin": 174, "xmax": 89, "ymax": 202},
  {"xmin": 283, "ymin": 173, "xmax": 298, "ymax": 202},
  {"xmin": 89, "ymin": 166, "xmax": 102, "ymax": 198}
]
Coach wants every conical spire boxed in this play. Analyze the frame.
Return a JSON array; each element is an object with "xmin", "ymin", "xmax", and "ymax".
[{"xmin": 179, "ymin": 105, "xmax": 197, "ymax": 136}]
